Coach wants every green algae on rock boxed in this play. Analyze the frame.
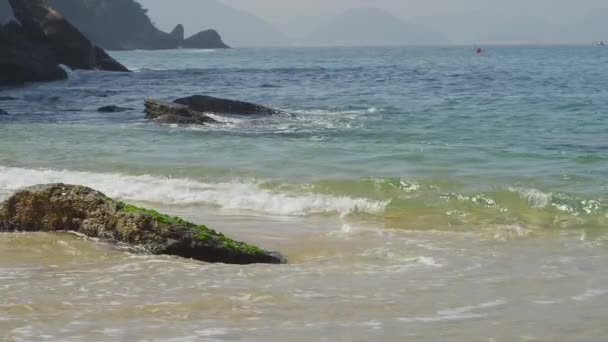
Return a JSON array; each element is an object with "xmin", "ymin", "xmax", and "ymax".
[{"xmin": 0, "ymin": 183, "xmax": 285, "ymax": 264}]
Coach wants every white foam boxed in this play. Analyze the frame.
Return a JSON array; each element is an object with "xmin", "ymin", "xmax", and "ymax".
[
  {"xmin": 513, "ymin": 187, "xmax": 552, "ymax": 208},
  {"xmin": 204, "ymin": 113, "xmax": 247, "ymax": 124},
  {"xmin": 571, "ymin": 289, "xmax": 607, "ymax": 301},
  {"xmin": 398, "ymin": 300, "xmax": 507, "ymax": 323},
  {"xmin": 57, "ymin": 64, "xmax": 79, "ymax": 81},
  {"xmin": 0, "ymin": 166, "xmax": 388, "ymax": 218}
]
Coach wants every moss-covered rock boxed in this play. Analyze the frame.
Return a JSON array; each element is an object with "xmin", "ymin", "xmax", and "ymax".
[
  {"xmin": 144, "ymin": 98, "xmax": 218, "ymax": 125},
  {"xmin": 0, "ymin": 183, "xmax": 285, "ymax": 264}
]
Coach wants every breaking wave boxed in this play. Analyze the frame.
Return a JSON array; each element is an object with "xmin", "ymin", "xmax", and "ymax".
[{"xmin": 0, "ymin": 166, "xmax": 388, "ymax": 218}]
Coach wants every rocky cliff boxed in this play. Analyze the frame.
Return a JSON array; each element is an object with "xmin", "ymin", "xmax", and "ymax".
[
  {"xmin": 1, "ymin": 0, "xmax": 128, "ymax": 84},
  {"xmin": 0, "ymin": 0, "xmax": 229, "ymax": 50}
]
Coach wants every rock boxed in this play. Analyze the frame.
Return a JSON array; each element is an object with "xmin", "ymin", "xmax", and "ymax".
[
  {"xmin": 0, "ymin": 96, "xmax": 17, "ymax": 101},
  {"xmin": 170, "ymin": 24, "xmax": 185, "ymax": 43},
  {"xmin": 1, "ymin": 0, "xmax": 128, "ymax": 85},
  {"xmin": 0, "ymin": 24, "xmax": 68, "ymax": 83},
  {"xmin": 183, "ymin": 29, "xmax": 230, "ymax": 49},
  {"xmin": 93, "ymin": 46, "xmax": 129, "ymax": 72},
  {"xmin": 0, "ymin": 109, "xmax": 8, "ymax": 115},
  {"xmin": 0, "ymin": 184, "xmax": 285, "ymax": 264},
  {"xmin": 31, "ymin": 0, "xmax": 231, "ymax": 50},
  {"xmin": 145, "ymin": 98, "xmax": 218, "ymax": 125},
  {"xmin": 97, "ymin": 105, "xmax": 133, "ymax": 113},
  {"xmin": 174, "ymin": 95, "xmax": 287, "ymax": 116}
]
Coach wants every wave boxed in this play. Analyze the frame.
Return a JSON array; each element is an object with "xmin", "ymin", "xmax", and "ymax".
[
  {"xmin": 176, "ymin": 106, "xmax": 382, "ymax": 134},
  {"xmin": 58, "ymin": 64, "xmax": 80, "ymax": 81},
  {"xmin": 0, "ymin": 166, "xmax": 388, "ymax": 218},
  {"xmin": 0, "ymin": 166, "xmax": 605, "ymax": 230}
]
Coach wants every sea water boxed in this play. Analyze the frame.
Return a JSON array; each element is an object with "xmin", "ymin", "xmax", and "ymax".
[{"xmin": 0, "ymin": 46, "xmax": 607, "ymax": 341}]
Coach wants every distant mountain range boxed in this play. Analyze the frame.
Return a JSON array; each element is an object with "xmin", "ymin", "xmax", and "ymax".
[
  {"xmin": 138, "ymin": 0, "xmax": 289, "ymax": 47},
  {"xmin": 135, "ymin": 3, "xmax": 608, "ymax": 46},
  {"xmin": 3, "ymin": 0, "xmax": 606, "ymax": 47},
  {"xmin": 410, "ymin": 9, "xmax": 608, "ymax": 44},
  {"xmin": 302, "ymin": 7, "xmax": 448, "ymax": 46}
]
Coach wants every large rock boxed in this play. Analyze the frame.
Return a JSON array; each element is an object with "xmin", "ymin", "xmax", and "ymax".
[
  {"xmin": 183, "ymin": 29, "xmax": 229, "ymax": 49},
  {"xmin": 1, "ymin": 0, "xmax": 128, "ymax": 84},
  {"xmin": 0, "ymin": 24, "xmax": 67, "ymax": 83},
  {"xmin": 0, "ymin": 184, "xmax": 285, "ymax": 264},
  {"xmin": 0, "ymin": 0, "xmax": 12, "ymax": 23},
  {"xmin": 145, "ymin": 98, "xmax": 218, "ymax": 125},
  {"xmin": 97, "ymin": 105, "xmax": 133, "ymax": 113},
  {"xmin": 170, "ymin": 24, "xmax": 185, "ymax": 43},
  {"xmin": 174, "ymin": 95, "xmax": 287, "ymax": 116}
]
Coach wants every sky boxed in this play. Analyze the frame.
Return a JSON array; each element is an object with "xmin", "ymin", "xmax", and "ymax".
[{"xmin": 138, "ymin": 0, "xmax": 608, "ymax": 45}]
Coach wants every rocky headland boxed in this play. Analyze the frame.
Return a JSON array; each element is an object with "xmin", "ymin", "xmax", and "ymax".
[
  {"xmin": 1, "ymin": 0, "xmax": 128, "ymax": 84},
  {"xmin": 1, "ymin": 0, "xmax": 229, "ymax": 50}
]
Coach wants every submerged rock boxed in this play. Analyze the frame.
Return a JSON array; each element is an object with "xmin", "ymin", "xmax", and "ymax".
[
  {"xmin": 0, "ymin": 96, "xmax": 17, "ymax": 101},
  {"xmin": 145, "ymin": 98, "xmax": 218, "ymax": 125},
  {"xmin": 97, "ymin": 105, "xmax": 133, "ymax": 113},
  {"xmin": 0, "ymin": 109, "xmax": 7, "ymax": 115},
  {"xmin": 0, "ymin": 184, "xmax": 285, "ymax": 264},
  {"xmin": 1, "ymin": 0, "xmax": 128, "ymax": 84},
  {"xmin": 174, "ymin": 95, "xmax": 287, "ymax": 116}
]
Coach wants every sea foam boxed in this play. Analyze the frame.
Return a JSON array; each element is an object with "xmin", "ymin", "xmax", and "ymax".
[{"xmin": 0, "ymin": 166, "xmax": 388, "ymax": 217}]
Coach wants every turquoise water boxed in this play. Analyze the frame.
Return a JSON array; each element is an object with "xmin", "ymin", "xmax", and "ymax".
[
  {"xmin": 0, "ymin": 46, "xmax": 606, "ymax": 230},
  {"xmin": 2, "ymin": 46, "xmax": 608, "ymax": 341}
]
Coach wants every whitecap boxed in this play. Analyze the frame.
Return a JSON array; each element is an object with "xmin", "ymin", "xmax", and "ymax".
[
  {"xmin": 58, "ymin": 64, "xmax": 80, "ymax": 81},
  {"xmin": 511, "ymin": 187, "xmax": 552, "ymax": 208},
  {"xmin": 0, "ymin": 166, "xmax": 388, "ymax": 218},
  {"xmin": 571, "ymin": 289, "xmax": 607, "ymax": 301}
]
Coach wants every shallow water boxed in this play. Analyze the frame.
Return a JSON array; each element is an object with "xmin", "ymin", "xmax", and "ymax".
[{"xmin": 1, "ymin": 46, "xmax": 608, "ymax": 341}]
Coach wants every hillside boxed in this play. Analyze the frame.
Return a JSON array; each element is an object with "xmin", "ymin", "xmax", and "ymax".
[
  {"xmin": 138, "ymin": 0, "xmax": 289, "ymax": 47},
  {"xmin": 0, "ymin": 0, "xmax": 229, "ymax": 50},
  {"xmin": 304, "ymin": 7, "xmax": 448, "ymax": 46}
]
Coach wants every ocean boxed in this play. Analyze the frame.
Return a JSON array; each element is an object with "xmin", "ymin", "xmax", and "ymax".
[{"xmin": 1, "ymin": 46, "xmax": 607, "ymax": 341}]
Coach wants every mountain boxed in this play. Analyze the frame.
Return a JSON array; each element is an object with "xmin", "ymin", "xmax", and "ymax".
[
  {"xmin": 410, "ymin": 10, "xmax": 607, "ymax": 45},
  {"xmin": 303, "ymin": 7, "xmax": 448, "ymax": 47},
  {"xmin": 138, "ymin": 0, "xmax": 289, "ymax": 47},
  {"xmin": 0, "ymin": 0, "xmax": 229, "ymax": 50}
]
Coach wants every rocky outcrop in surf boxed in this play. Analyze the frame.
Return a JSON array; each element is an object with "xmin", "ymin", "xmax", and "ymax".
[
  {"xmin": 145, "ymin": 95, "xmax": 287, "ymax": 125},
  {"xmin": 174, "ymin": 95, "xmax": 288, "ymax": 116},
  {"xmin": 1, "ymin": 0, "xmax": 128, "ymax": 84},
  {"xmin": 0, "ymin": 183, "xmax": 285, "ymax": 264},
  {"xmin": 145, "ymin": 98, "xmax": 219, "ymax": 125}
]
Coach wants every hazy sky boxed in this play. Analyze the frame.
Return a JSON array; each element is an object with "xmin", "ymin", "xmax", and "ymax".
[
  {"xmin": 144, "ymin": 0, "xmax": 606, "ymax": 24},
  {"xmin": 138, "ymin": 0, "xmax": 608, "ymax": 43}
]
